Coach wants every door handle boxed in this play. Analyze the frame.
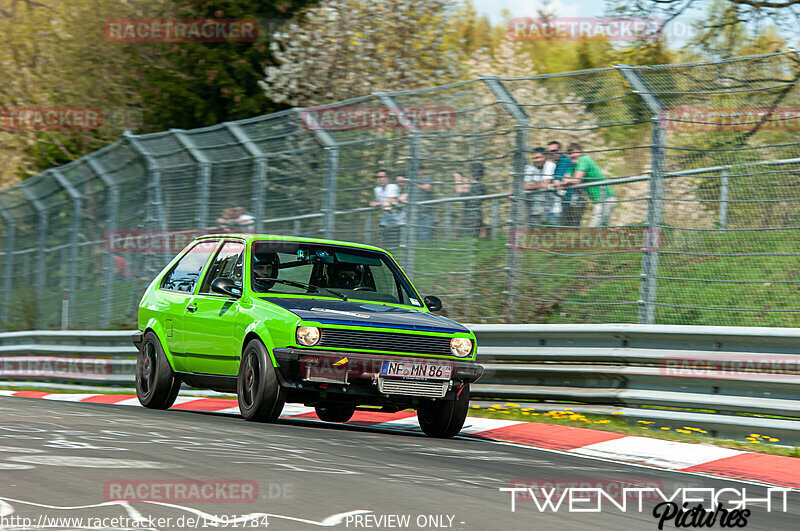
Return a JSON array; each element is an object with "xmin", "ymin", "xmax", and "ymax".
[{"xmin": 186, "ymin": 305, "xmax": 198, "ymax": 312}]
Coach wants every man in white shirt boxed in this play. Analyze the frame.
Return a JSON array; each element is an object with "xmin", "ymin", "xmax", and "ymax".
[
  {"xmin": 370, "ymin": 169, "xmax": 404, "ymax": 249},
  {"xmin": 523, "ymin": 147, "xmax": 559, "ymax": 226}
]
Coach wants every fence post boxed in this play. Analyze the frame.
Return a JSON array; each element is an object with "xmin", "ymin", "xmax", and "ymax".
[
  {"xmin": 297, "ymin": 109, "xmax": 338, "ymax": 239},
  {"xmin": 173, "ymin": 131, "xmax": 211, "ymax": 230},
  {"xmin": 616, "ymin": 64, "xmax": 666, "ymax": 325},
  {"xmin": 362, "ymin": 210, "xmax": 371, "ymax": 244},
  {"xmin": 0, "ymin": 201, "xmax": 14, "ymax": 329},
  {"xmin": 491, "ymin": 198, "xmax": 500, "ymax": 240},
  {"xmin": 19, "ymin": 181, "xmax": 47, "ymax": 329},
  {"xmin": 719, "ymin": 169, "xmax": 729, "ymax": 230},
  {"xmin": 86, "ymin": 154, "xmax": 118, "ymax": 328},
  {"xmin": 124, "ymin": 132, "xmax": 167, "ymax": 233},
  {"xmin": 375, "ymin": 93, "xmax": 420, "ymax": 274},
  {"xmin": 50, "ymin": 168, "xmax": 82, "ymax": 330},
  {"xmin": 482, "ymin": 77, "xmax": 529, "ymax": 323},
  {"xmin": 124, "ymin": 132, "xmax": 167, "ymax": 319},
  {"xmin": 226, "ymin": 123, "xmax": 267, "ymax": 233}
]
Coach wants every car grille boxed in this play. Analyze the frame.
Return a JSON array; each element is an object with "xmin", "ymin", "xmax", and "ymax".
[
  {"xmin": 318, "ymin": 328, "xmax": 452, "ymax": 357},
  {"xmin": 378, "ymin": 379, "xmax": 448, "ymax": 398}
]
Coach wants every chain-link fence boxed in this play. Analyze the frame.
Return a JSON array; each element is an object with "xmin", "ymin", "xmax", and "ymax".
[{"xmin": 1, "ymin": 51, "xmax": 800, "ymax": 330}]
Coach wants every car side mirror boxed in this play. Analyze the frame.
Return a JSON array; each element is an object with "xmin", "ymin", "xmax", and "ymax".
[
  {"xmin": 423, "ymin": 295, "xmax": 442, "ymax": 312},
  {"xmin": 211, "ymin": 277, "xmax": 242, "ymax": 298}
]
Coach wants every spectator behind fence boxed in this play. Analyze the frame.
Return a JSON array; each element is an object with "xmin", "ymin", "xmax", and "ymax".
[
  {"xmin": 567, "ymin": 143, "xmax": 617, "ymax": 227},
  {"xmin": 454, "ymin": 171, "xmax": 486, "ymax": 238},
  {"xmin": 415, "ymin": 167, "xmax": 434, "ymax": 242},
  {"xmin": 215, "ymin": 203, "xmax": 255, "ymax": 232},
  {"xmin": 396, "ymin": 175, "xmax": 409, "ymax": 204},
  {"xmin": 370, "ymin": 169, "xmax": 403, "ymax": 249},
  {"xmin": 548, "ymin": 140, "xmax": 583, "ymax": 226},
  {"xmin": 523, "ymin": 147, "xmax": 559, "ymax": 226}
]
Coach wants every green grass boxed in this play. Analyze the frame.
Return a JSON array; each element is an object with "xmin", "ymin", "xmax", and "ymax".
[
  {"xmin": 468, "ymin": 403, "xmax": 800, "ymax": 458},
  {"xmin": 407, "ymin": 227, "xmax": 800, "ymax": 326}
]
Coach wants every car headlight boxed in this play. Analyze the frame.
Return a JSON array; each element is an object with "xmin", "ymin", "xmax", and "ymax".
[
  {"xmin": 450, "ymin": 337, "xmax": 473, "ymax": 358},
  {"xmin": 296, "ymin": 326, "xmax": 321, "ymax": 346}
]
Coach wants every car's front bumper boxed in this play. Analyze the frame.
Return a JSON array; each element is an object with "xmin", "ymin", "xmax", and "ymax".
[{"xmin": 271, "ymin": 347, "xmax": 483, "ymax": 407}]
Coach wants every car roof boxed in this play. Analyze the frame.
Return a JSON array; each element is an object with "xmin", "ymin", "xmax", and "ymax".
[{"xmin": 193, "ymin": 233, "xmax": 388, "ymax": 254}]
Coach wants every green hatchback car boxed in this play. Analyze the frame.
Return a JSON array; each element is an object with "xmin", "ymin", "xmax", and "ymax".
[{"xmin": 133, "ymin": 234, "xmax": 483, "ymax": 438}]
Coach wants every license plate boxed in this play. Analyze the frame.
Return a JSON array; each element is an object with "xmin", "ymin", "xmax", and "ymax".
[{"xmin": 380, "ymin": 360, "xmax": 452, "ymax": 380}]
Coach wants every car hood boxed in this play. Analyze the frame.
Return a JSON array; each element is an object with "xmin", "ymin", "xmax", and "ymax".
[{"xmin": 260, "ymin": 297, "xmax": 470, "ymax": 334}]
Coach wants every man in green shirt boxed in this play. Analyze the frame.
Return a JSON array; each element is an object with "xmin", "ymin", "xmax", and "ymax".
[{"xmin": 567, "ymin": 143, "xmax": 617, "ymax": 227}]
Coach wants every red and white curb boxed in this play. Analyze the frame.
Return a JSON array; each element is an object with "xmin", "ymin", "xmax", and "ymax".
[{"xmin": 2, "ymin": 390, "xmax": 799, "ymax": 489}]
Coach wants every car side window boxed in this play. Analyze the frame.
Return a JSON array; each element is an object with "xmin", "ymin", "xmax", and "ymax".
[
  {"xmin": 160, "ymin": 241, "xmax": 219, "ymax": 293},
  {"xmin": 199, "ymin": 241, "xmax": 245, "ymax": 294}
]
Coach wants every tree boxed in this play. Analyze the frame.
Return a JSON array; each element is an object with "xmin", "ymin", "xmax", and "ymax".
[
  {"xmin": 133, "ymin": 0, "xmax": 318, "ymax": 131},
  {"xmin": 262, "ymin": 0, "xmax": 466, "ymax": 106},
  {"xmin": 0, "ymin": 0, "xmax": 150, "ymax": 182},
  {"xmin": 607, "ymin": 0, "xmax": 797, "ymax": 58}
]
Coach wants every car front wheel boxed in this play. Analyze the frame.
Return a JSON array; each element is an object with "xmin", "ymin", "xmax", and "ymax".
[
  {"xmin": 136, "ymin": 331, "xmax": 181, "ymax": 409},
  {"xmin": 315, "ymin": 403, "xmax": 356, "ymax": 423},
  {"xmin": 417, "ymin": 383, "xmax": 470, "ymax": 438},
  {"xmin": 238, "ymin": 339, "xmax": 285, "ymax": 422}
]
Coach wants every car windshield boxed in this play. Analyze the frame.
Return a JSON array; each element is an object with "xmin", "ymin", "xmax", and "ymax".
[{"xmin": 250, "ymin": 241, "xmax": 421, "ymax": 307}]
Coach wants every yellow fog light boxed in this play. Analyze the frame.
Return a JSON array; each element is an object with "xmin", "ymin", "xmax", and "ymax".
[
  {"xmin": 450, "ymin": 337, "xmax": 473, "ymax": 358},
  {"xmin": 296, "ymin": 326, "xmax": 321, "ymax": 346}
]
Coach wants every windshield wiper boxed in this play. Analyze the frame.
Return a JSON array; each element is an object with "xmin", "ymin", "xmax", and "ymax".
[{"xmin": 257, "ymin": 278, "xmax": 347, "ymax": 301}]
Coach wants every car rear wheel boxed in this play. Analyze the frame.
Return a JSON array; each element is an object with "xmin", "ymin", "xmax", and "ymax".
[
  {"xmin": 238, "ymin": 339, "xmax": 285, "ymax": 422},
  {"xmin": 136, "ymin": 331, "xmax": 181, "ymax": 409},
  {"xmin": 315, "ymin": 403, "xmax": 356, "ymax": 423},
  {"xmin": 417, "ymin": 383, "xmax": 470, "ymax": 438}
]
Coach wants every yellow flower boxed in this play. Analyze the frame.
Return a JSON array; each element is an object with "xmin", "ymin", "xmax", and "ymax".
[
  {"xmin": 530, "ymin": 413, "xmax": 540, "ymax": 416},
  {"xmin": 641, "ymin": 427, "xmax": 649, "ymax": 430},
  {"xmin": 768, "ymin": 438, "xmax": 779, "ymax": 442},
  {"xmin": 749, "ymin": 433, "xmax": 761, "ymax": 437},
  {"xmin": 504, "ymin": 403, "xmax": 520, "ymax": 408},
  {"xmin": 522, "ymin": 412, "xmax": 529, "ymax": 415},
  {"xmin": 594, "ymin": 420, "xmax": 611, "ymax": 424},
  {"xmin": 637, "ymin": 421, "xmax": 654, "ymax": 424},
  {"xmin": 675, "ymin": 429, "xmax": 691, "ymax": 434},
  {"xmin": 471, "ymin": 405, "xmax": 481, "ymax": 409},
  {"xmin": 612, "ymin": 411, "xmax": 624, "ymax": 415},
  {"xmin": 660, "ymin": 427, "xmax": 670, "ymax": 431}
]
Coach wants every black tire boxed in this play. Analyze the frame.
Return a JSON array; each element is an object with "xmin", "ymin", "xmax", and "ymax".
[
  {"xmin": 237, "ymin": 339, "xmax": 285, "ymax": 422},
  {"xmin": 417, "ymin": 383, "xmax": 470, "ymax": 438},
  {"xmin": 136, "ymin": 331, "xmax": 181, "ymax": 409},
  {"xmin": 315, "ymin": 403, "xmax": 356, "ymax": 423}
]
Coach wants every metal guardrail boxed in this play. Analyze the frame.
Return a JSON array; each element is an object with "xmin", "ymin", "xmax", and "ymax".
[{"xmin": 2, "ymin": 325, "xmax": 800, "ymax": 443}]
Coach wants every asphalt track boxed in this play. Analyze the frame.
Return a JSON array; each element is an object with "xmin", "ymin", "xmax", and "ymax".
[{"xmin": 0, "ymin": 395, "xmax": 798, "ymax": 531}]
